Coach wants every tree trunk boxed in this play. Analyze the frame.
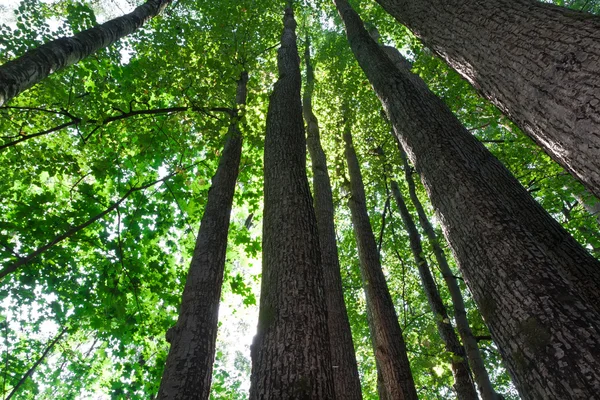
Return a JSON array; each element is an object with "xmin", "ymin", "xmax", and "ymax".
[
  {"xmin": 343, "ymin": 127, "xmax": 418, "ymax": 400},
  {"xmin": 249, "ymin": 6, "xmax": 335, "ymax": 399},
  {"xmin": 374, "ymin": 0, "xmax": 600, "ymax": 198},
  {"xmin": 303, "ymin": 41, "xmax": 363, "ymax": 400},
  {"xmin": 0, "ymin": 0, "xmax": 172, "ymax": 106},
  {"xmin": 333, "ymin": 0, "xmax": 600, "ymax": 398},
  {"xmin": 157, "ymin": 71, "xmax": 247, "ymax": 399},
  {"xmin": 398, "ymin": 147, "xmax": 499, "ymax": 400},
  {"xmin": 390, "ymin": 180, "xmax": 478, "ymax": 400}
]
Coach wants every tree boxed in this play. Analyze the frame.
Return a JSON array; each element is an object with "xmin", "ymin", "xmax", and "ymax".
[
  {"xmin": 397, "ymin": 146, "xmax": 498, "ymax": 400},
  {"xmin": 0, "ymin": 0, "xmax": 172, "ymax": 106},
  {"xmin": 373, "ymin": 0, "xmax": 600, "ymax": 198},
  {"xmin": 343, "ymin": 122, "xmax": 418, "ymax": 400},
  {"xmin": 249, "ymin": 5, "xmax": 335, "ymax": 398},
  {"xmin": 2, "ymin": 0, "xmax": 600, "ymax": 398},
  {"xmin": 303, "ymin": 40, "xmax": 363, "ymax": 400},
  {"xmin": 157, "ymin": 71, "xmax": 248, "ymax": 399},
  {"xmin": 390, "ymin": 178, "xmax": 477, "ymax": 400},
  {"xmin": 333, "ymin": 0, "xmax": 600, "ymax": 397}
]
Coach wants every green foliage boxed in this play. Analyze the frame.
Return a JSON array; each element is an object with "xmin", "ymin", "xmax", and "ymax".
[{"xmin": 0, "ymin": 0, "xmax": 598, "ymax": 398}]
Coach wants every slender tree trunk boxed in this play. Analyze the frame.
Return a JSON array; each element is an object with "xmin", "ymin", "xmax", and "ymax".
[
  {"xmin": 249, "ymin": 6, "xmax": 335, "ymax": 399},
  {"xmin": 0, "ymin": 0, "xmax": 172, "ymax": 106},
  {"xmin": 333, "ymin": 0, "xmax": 600, "ymax": 398},
  {"xmin": 303, "ymin": 41, "xmax": 363, "ymax": 400},
  {"xmin": 398, "ymin": 147, "xmax": 499, "ymax": 400},
  {"xmin": 343, "ymin": 126, "xmax": 418, "ymax": 400},
  {"xmin": 157, "ymin": 71, "xmax": 248, "ymax": 399},
  {"xmin": 374, "ymin": 0, "xmax": 600, "ymax": 198},
  {"xmin": 390, "ymin": 180, "xmax": 478, "ymax": 400}
]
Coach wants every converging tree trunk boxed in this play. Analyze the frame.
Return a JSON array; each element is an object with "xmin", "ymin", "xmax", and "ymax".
[
  {"xmin": 390, "ymin": 180, "xmax": 477, "ymax": 400},
  {"xmin": 0, "ymin": 0, "xmax": 172, "ymax": 106},
  {"xmin": 398, "ymin": 147, "xmax": 498, "ymax": 400},
  {"xmin": 334, "ymin": 0, "xmax": 600, "ymax": 398},
  {"xmin": 343, "ymin": 125, "xmax": 418, "ymax": 400},
  {"xmin": 249, "ymin": 5, "xmax": 335, "ymax": 399},
  {"xmin": 303, "ymin": 41, "xmax": 363, "ymax": 400},
  {"xmin": 157, "ymin": 71, "xmax": 248, "ymax": 399},
  {"xmin": 374, "ymin": 0, "xmax": 600, "ymax": 197}
]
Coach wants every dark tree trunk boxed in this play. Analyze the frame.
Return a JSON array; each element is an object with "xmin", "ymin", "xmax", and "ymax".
[
  {"xmin": 374, "ymin": 0, "xmax": 600, "ymax": 198},
  {"xmin": 333, "ymin": 0, "xmax": 600, "ymax": 398},
  {"xmin": 249, "ymin": 6, "xmax": 335, "ymax": 399},
  {"xmin": 390, "ymin": 180, "xmax": 478, "ymax": 400},
  {"xmin": 0, "ymin": 0, "xmax": 172, "ymax": 106},
  {"xmin": 398, "ymin": 147, "xmax": 498, "ymax": 400},
  {"xmin": 157, "ymin": 71, "xmax": 248, "ymax": 400},
  {"xmin": 303, "ymin": 41, "xmax": 363, "ymax": 400},
  {"xmin": 343, "ymin": 127, "xmax": 418, "ymax": 400}
]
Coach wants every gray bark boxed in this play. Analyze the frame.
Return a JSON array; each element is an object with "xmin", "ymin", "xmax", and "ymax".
[
  {"xmin": 390, "ymin": 180, "xmax": 478, "ymax": 400},
  {"xmin": 397, "ymin": 147, "xmax": 499, "ymax": 400},
  {"xmin": 374, "ymin": 0, "xmax": 600, "ymax": 198},
  {"xmin": 333, "ymin": 0, "xmax": 600, "ymax": 398},
  {"xmin": 249, "ymin": 6, "xmax": 335, "ymax": 399},
  {"xmin": 0, "ymin": 0, "xmax": 172, "ymax": 106},
  {"xmin": 343, "ymin": 127, "xmax": 418, "ymax": 400},
  {"xmin": 303, "ymin": 41, "xmax": 363, "ymax": 400},
  {"xmin": 157, "ymin": 71, "xmax": 248, "ymax": 399}
]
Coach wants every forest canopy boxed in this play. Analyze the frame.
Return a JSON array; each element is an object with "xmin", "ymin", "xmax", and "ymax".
[{"xmin": 1, "ymin": 0, "xmax": 599, "ymax": 399}]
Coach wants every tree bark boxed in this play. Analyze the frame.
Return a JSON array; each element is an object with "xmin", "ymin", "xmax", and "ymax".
[
  {"xmin": 157, "ymin": 71, "xmax": 248, "ymax": 399},
  {"xmin": 249, "ymin": 6, "xmax": 335, "ymax": 399},
  {"xmin": 398, "ymin": 147, "xmax": 499, "ymax": 400},
  {"xmin": 390, "ymin": 180, "xmax": 478, "ymax": 400},
  {"xmin": 343, "ymin": 127, "xmax": 418, "ymax": 400},
  {"xmin": 374, "ymin": 0, "xmax": 600, "ymax": 198},
  {"xmin": 333, "ymin": 0, "xmax": 600, "ymax": 398},
  {"xmin": 0, "ymin": 0, "xmax": 172, "ymax": 106},
  {"xmin": 303, "ymin": 41, "xmax": 363, "ymax": 400}
]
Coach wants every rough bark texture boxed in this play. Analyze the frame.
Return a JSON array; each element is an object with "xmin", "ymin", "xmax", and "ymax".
[
  {"xmin": 157, "ymin": 72, "xmax": 248, "ymax": 400},
  {"xmin": 374, "ymin": 0, "xmax": 600, "ymax": 198},
  {"xmin": 398, "ymin": 148, "xmax": 498, "ymax": 400},
  {"xmin": 249, "ymin": 6, "xmax": 335, "ymax": 400},
  {"xmin": 303, "ymin": 42, "xmax": 363, "ymax": 400},
  {"xmin": 343, "ymin": 128, "xmax": 418, "ymax": 400},
  {"xmin": 0, "ymin": 0, "xmax": 172, "ymax": 106},
  {"xmin": 390, "ymin": 180, "xmax": 478, "ymax": 400},
  {"xmin": 334, "ymin": 0, "xmax": 600, "ymax": 398}
]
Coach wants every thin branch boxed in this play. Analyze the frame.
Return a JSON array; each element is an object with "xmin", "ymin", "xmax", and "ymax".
[
  {"xmin": 1, "ymin": 105, "xmax": 234, "ymax": 150},
  {"xmin": 0, "ymin": 166, "xmax": 196, "ymax": 279},
  {"xmin": 5, "ymin": 326, "xmax": 68, "ymax": 400}
]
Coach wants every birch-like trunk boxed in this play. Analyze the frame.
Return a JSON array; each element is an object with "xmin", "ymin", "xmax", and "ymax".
[
  {"xmin": 333, "ymin": 0, "xmax": 600, "ymax": 398},
  {"xmin": 249, "ymin": 6, "xmax": 335, "ymax": 399},
  {"xmin": 374, "ymin": 0, "xmax": 600, "ymax": 197},
  {"xmin": 157, "ymin": 71, "xmax": 248, "ymax": 399},
  {"xmin": 0, "ymin": 0, "xmax": 172, "ymax": 106}
]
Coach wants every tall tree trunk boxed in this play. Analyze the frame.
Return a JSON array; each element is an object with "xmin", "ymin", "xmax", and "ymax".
[
  {"xmin": 398, "ymin": 147, "xmax": 498, "ymax": 400},
  {"xmin": 390, "ymin": 180, "xmax": 478, "ymax": 400},
  {"xmin": 157, "ymin": 71, "xmax": 248, "ymax": 400},
  {"xmin": 303, "ymin": 41, "xmax": 363, "ymax": 400},
  {"xmin": 333, "ymin": 0, "xmax": 600, "ymax": 398},
  {"xmin": 343, "ymin": 126, "xmax": 418, "ymax": 400},
  {"xmin": 373, "ymin": 0, "xmax": 600, "ymax": 198},
  {"xmin": 0, "ymin": 0, "xmax": 172, "ymax": 106},
  {"xmin": 249, "ymin": 6, "xmax": 335, "ymax": 399}
]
